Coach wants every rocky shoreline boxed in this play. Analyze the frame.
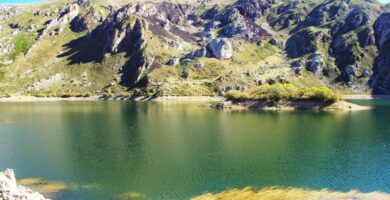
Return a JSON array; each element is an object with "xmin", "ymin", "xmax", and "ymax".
[
  {"xmin": 213, "ymin": 100, "xmax": 372, "ymax": 112},
  {"xmin": 343, "ymin": 95, "xmax": 390, "ymax": 100},
  {"xmin": 1, "ymin": 94, "xmax": 389, "ymax": 102},
  {"xmin": 0, "ymin": 96, "xmax": 379, "ymax": 112},
  {"xmin": 0, "ymin": 95, "xmax": 225, "ymax": 102},
  {"xmin": 0, "ymin": 169, "xmax": 48, "ymax": 200}
]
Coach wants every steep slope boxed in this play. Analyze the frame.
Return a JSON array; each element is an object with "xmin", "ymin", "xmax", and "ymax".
[
  {"xmin": 371, "ymin": 13, "xmax": 390, "ymax": 94},
  {"xmin": 0, "ymin": 0, "xmax": 389, "ymax": 97}
]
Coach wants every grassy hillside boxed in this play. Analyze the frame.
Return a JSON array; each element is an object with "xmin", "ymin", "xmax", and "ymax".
[{"xmin": 0, "ymin": 0, "xmax": 388, "ymax": 97}]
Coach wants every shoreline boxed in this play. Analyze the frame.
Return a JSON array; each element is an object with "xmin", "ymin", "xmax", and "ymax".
[
  {"xmin": 0, "ymin": 95, "xmax": 225, "ymax": 103},
  {"xmin": 213, "ymin": 100, "xmax": 372, "ymax": 112},
  {"xmin": 0, "ymin": 95, "xmax": 103, "ymax": 102},
  {"xmin": 152, "ymin": 96, "xmax": 224, "ymax": 102},
  {"xmin": 343, "ymin": 95, "xmax": 390, "ymax": 99},
  {"xmin": 0, "ymin": 95, "xmax": 386, "ymax": 110}
]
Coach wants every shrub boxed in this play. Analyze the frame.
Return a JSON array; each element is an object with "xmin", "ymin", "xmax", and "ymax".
[
  {"xmin": 102, "ymin": 92, "xmax": 114, "ymax": 98},
  {"xmin": 225, "ymin": 83, "xmax": 341, "ymax": 102},
  {"xmin": 119, "ymin": 92, "xmax": 132, "ymax": 98},
  {"xmin": 9, "ymin": 33, "xmax": 32, "ymax": 60},
  {"xmin": 83, "ymin": 92, "xmax": 92, "ymax": 97}
]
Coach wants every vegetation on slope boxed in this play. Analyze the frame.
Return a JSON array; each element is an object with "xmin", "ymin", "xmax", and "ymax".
[{"xmin": 0, "ymin": 0, "xmax": 389, "ymax": 97}]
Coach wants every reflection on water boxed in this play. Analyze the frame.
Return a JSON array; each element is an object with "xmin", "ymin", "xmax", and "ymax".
[{"xmin": 0, "ymin": 100, "xmax": 389, "ymax": 199}]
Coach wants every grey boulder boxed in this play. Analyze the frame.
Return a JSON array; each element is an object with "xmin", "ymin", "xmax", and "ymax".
[{"xmin": 207, "ymin": 38, "xmax": 233, "ymax": 59}]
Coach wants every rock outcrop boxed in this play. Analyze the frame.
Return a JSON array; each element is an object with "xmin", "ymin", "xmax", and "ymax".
[
  {"xmin": 0, "ymin": 6, "xmax": 18, "ymax": 21},
  {"xmin": 201, "ymin": 5, "xmax": 220, "ymax": 20},
  {"xmin": 371, "ymin": 13, "xmax": 390, "ymax": 94},
  {"xmin": 71, "ymin": 9, "xmax": 102, "ymax": 32},
  {"xmin": 207, "ymin": 38, "xmax": 233, "ymax": 59},
  {"xmin": 201, "ymin": 0, "xmax": 274, "ymax": 41},
  {"xmin": 0, "ymin": 169, "xmax": 48, "ymax": 200},
  {"xmin": 120, "ymin": 19, "xmax": 149, "ymax": 86},
  {"xmin": 38, "ymin": 3, "xmax": 80, "ymax": 40},
  {"xmin": 308, "ymin": 52, "xmax": 324, "ymax": 74},
  {"xmin": 286, "ymin": 28, "xmax": 326, "ymax": 58},
  {"xmin": 267, "ymin": 1, "xmax": 305, "ymax": 31},
  {"xmin": 342, "ymin": 8, "xmax": 370, "ymax": 33}
]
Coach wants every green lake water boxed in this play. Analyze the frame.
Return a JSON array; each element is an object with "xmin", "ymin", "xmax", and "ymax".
[{"xmin": 0, "ymin": 100, "xmax": 389, "ymax": 199}]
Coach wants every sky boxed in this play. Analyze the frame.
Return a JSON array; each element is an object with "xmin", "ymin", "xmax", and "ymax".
[{"xmin": 0, "ymin": 0, "xmax": 42, "ymax": 3}]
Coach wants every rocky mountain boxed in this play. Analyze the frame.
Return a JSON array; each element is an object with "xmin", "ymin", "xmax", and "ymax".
[{"xmin": 0, "ymin": 0, "xmax": 389, "ymax": 97}]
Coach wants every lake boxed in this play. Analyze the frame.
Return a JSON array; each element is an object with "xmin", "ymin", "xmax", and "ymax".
[{"xmin": 0, "ymin": 100, "xmax": 389, "ymax": 199}]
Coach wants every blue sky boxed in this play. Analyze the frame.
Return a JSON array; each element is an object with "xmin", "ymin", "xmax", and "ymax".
[{"xmin": 0, "ymin": 0, "xmax": 42, "ymax": 3}]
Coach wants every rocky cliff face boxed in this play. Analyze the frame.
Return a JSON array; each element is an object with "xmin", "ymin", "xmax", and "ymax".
[
  {"xmin": 371, "ymin": 13, "xmax": 390, "ymax": 94},
  {"xmin": 71, "ymin": 9, "xmax": 102, "ymax": 33},
  {"xmin": 88, "ymin": 4, "xmax": 150, "ymax": 87},
  {"xmin": 38, "ymin": 3, "xmax": 80, "ymax": 40},
  {"xmin": 202, "ymin": 0, "xmax": 274, "ymax": 41}
]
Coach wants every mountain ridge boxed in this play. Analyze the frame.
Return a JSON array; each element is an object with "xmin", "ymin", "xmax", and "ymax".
[{"xmin": 0, "ymin": 0, "xmax": 390, "ymax": 97}]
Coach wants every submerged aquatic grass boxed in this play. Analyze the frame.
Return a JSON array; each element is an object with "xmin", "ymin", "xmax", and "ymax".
[
  {"xmin": 118, "ymin": 191, "xmax": 146, "ymax": 200},
  {"xmin": 17, "ymin": 177, "xmax": 98, "ymax": 195},
  {"xmin": 18, "ymin": 178, "xmax": 68, "ymax": 193},
  {"xmin": 192, "ymin": 186, "xmax": 390, "ymax": 200},
  {"xmin": 0, "ymin": 119, "xmax": 15, "ymax": 125}
]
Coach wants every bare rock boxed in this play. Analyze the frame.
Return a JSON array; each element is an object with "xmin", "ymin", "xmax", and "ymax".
[
  {"xmin": 371, "ymin": 13, "xmax": 390, "ymax": 94},
  {"xmin": 8, "ymin": 23, "xmax": 22, "ymax": 30},
  {"xmin": 194, "ymin": 62, "xmax": 204, "ymax": 69},
  {"xmin": 180, "ymin": 58, "xmax": 191, "ymax": 66},
  {"xmin": 37, "ymin": 3, "xmax": 80, "ymax": 40},
  {"xmin": 167, "ymin": 57, "xmax": 179, "ymax": 66},
  {"xmin": 207, "ymin": 38, "xmax": 233, "ymax": 59},
  {"xmin": 71, "ymin": 9, "xmax": 102, "ymax": 32},
  {"xmin": 201, "ymin": 5, "xmax": 220, "ymax": 20},
  {"xmin": 308, "ymin": 52, "xmax": 324, "ymax": 74},
  {"xmin": 0, "ymin": 169, "xmax": 48, "ymax": 200}
]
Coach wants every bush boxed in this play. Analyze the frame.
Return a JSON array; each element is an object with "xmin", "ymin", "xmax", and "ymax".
[
  {"xmin": 225, "ymin": 90, "xmax": 249, "ymax": 101},
  {"xmin": 102, "ymin": 92, "xmax": 114, "ymax": 98},
  {"xmin": 303, "ymin": 86, "xmax": 341, "ymax": 101},
  {"xmin": 119, "ymin": 92, "xmax": 132, "ymax": 98},
  {"xmin": 9, "ymin": 33, "xmax": 32, "ymax": 60},
  {"xmin": 225, "ymin": 83, "xmax": 341, "ymax": 102},
  {"xmin": 83, "ymin": 92, "xmax": 93, "ymax": 97}
]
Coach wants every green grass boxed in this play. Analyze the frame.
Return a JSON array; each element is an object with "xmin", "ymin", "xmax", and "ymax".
[
  {"xmin": 232, "ymin": 42, "xmax": 277, "ymax": 64},
  {"xmin": 225, "ymin": 83, "xmax": 341, "ymax": 102},
  {"xmin": 8, "ymin": 33, "xmax": 33, "ymax": 60}
]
